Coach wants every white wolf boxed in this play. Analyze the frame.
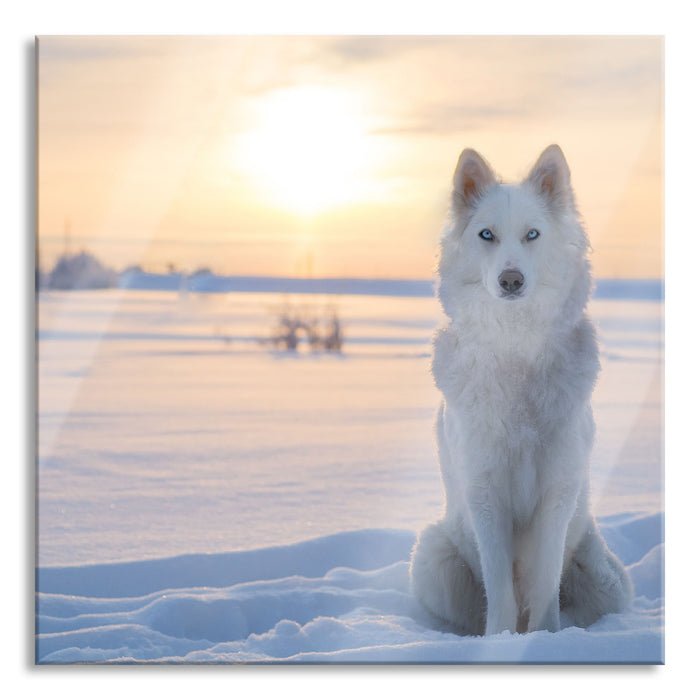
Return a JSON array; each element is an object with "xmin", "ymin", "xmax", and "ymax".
[{"xmin": 410, "ymin": 145, "xmax": 633, "ymax": 636}]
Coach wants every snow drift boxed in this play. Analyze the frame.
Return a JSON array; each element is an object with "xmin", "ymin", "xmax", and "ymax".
[
  {"xmin": 36, "ymin": 513, "xmax": 662, "ymax": 664},
  {"xmin": 35, "ymin": 286, "xmax": 663, "ymax": 664}
]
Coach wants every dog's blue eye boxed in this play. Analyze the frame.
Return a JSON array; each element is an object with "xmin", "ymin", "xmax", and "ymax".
[
  {"xmin": 479, "ymin": 229, "xmax": 494, "ymax": 241},
  {"xmin": 527, "ymin": 229, "xmax": 540, "ymax": 241}
]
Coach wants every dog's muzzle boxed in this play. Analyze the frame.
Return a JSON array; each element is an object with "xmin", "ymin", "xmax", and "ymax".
[{"xmin": 498, "ymin": 269, "xmax": 525, "ymax": 297}]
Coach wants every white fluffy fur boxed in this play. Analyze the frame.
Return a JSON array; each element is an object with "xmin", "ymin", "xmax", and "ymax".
[{"xmin": 410, "ymin": 145, "xmax": 632, "ymax": 636}]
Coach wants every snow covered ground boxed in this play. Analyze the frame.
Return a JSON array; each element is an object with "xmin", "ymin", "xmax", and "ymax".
[{"xmin": 35, "ymin": 283, "xmax": 664, "ymax": 664}]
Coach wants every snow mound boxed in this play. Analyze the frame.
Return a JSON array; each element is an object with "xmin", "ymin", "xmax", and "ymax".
[{"xmin": 36, "ymin": 514, "xmax": 663, "ymax": 664}]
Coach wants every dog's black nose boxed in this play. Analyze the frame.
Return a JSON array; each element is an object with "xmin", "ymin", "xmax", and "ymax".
[{"xmin": 498, "ymin": 269, "xmax": 524, "ymax": 294}]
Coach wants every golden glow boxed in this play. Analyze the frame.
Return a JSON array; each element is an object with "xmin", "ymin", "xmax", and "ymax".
[
  {"xmin": 37, "ymin": 36, "xmax": 663, "ymax": 279},
  {"xmin": 234, "ymin": 86, "xmax": 379, "ymax": 216}
]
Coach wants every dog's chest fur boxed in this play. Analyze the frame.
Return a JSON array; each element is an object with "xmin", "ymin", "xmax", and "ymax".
[{"xmin": 433, "ymin": 316, "xmax": 597, "ymax": 526}]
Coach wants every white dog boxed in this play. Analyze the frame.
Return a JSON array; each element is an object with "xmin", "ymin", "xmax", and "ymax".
[{"xmin": 410, "ymin": 145, "xmax": 632, "ymax": 635}]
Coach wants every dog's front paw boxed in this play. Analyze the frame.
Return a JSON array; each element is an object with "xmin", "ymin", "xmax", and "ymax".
[
  {"xmin": 485, "ymin": 596, "xmax": 519, "ymax": 636},
  {"xmin": 527, "ymin": 596, "xmax": 561, "ymax": 633}
]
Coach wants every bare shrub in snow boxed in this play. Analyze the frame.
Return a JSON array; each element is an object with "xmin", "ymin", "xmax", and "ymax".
[{"xmin": 269, "ymin": 301, "xmax": 344, "ymax": 352}]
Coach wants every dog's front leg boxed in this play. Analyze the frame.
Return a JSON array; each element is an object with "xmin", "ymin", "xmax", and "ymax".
[
  {"xmin": 468, "ymin": 483, "xmax": 517, "ymax": 635},
  {"xmin": 523, "ymin": 483, "xmax": 579, "ymax": 633}
]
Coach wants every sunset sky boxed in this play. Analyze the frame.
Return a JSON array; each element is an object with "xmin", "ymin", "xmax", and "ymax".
[{"xmin": 37, "ymin": 35, "xmax": 663, "ymax": 279}]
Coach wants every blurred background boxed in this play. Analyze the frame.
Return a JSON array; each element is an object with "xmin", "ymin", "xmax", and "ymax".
[{"xmin": 36, "ymin": 35, "xmax": 663, "ymax": 285}]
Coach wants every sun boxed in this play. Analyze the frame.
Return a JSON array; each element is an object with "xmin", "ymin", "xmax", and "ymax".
[{"xmin": 234, "ymin": 85, "xmax": 376, "ymax": 216}]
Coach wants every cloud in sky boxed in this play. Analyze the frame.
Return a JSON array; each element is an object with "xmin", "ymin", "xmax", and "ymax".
[{"xmin": 37, "ymin": 36, "xmax": 663, "ymax": 279}]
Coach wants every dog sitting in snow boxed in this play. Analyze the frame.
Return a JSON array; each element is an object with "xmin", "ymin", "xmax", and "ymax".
[{"xmin": 410, "ymin": 145, "xmax": 632, "ymax": 635}]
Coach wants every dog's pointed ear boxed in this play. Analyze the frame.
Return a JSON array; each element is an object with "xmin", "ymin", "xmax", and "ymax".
[
  {"xmin": 453, "ymin": 149, "xmax": 497, "ymax": 209},
  {"xmin": 525, "ymin": 144, "xmax": 573, "ymax": 208}
]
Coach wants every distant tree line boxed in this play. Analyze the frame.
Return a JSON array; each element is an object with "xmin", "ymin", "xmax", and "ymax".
[
  {"xmin": 35, "ymin": 250, "xmax": 223, "ymax": 291},
  {"xmin": 39, "ymin": 251, "xmax": 118, "ymax": 290}
]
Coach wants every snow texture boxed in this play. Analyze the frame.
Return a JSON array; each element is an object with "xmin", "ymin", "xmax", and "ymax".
[
  {"xmin": 36, "ymin": 515, "xmax": 662, "ymax": 664},
  {"xmin": 36, "ymin": 283, "xmax": 663, "ymax": 664}
]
